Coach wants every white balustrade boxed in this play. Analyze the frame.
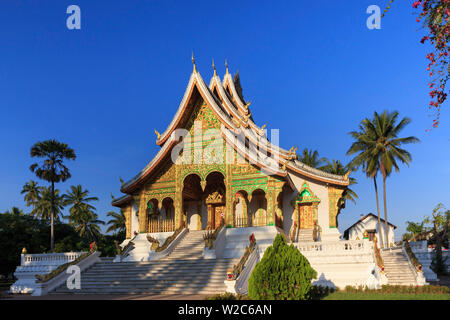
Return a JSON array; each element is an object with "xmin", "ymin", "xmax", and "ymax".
[
  {"xmin": 297, "ymin": 240, "xmax": 372, "ymax": 254},
  {"xmin": 21, "ymin": 252, "xmax": 85, "ymax": 266},
  {"xmin": 296, "ymin": 239, "xmax": 378, "ymax": 289},
  {"xmin": 10, "ymin": 251, "xmax": 87, "ymax": 294}
]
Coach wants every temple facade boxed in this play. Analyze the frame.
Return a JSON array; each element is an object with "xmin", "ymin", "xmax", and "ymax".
[{"xmin": 112, "ymin": 60, "xmax": 350, "ymax": 244}]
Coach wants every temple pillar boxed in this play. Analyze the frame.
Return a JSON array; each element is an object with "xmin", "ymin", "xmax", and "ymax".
[
  {"xmin": 207, "ymin": 204, "xmax": 214, "ymax": 229},
  {"xmin": 225, "ymin": 164, "xmax": 233, "ymax": 227},
  {"xmin": 124, "ymin": 205, "xmax": 132, "ymax": 239},
  {"xmin": 196, "ymin": 201, "xmax": 202, "ymax": 230},
  {"xmin": 323, "ymin": 186, "xmax": 345, "ymax": 241},
  {"xmin": 175, "ymin": 165, "xmax": 183, "ymax": 228},
  {"xmin": 138, "ymin": 192, "xmax": 147, "ymax": 233}
]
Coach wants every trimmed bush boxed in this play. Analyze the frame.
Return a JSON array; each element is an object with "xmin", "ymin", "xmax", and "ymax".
[{"xmin": 248, "ymin": 234, "xmax": 317, "ymax": 300}]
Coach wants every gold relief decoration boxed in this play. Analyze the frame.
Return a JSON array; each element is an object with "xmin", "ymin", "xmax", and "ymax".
[{"xmin": 328, "ymin": 186, "xmax": 345, "ymax": 228}]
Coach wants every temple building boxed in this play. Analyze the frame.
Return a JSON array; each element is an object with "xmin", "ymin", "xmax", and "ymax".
[{"xmin": 111, "ymin": 58, "xmax": 351, "ymax": 259}]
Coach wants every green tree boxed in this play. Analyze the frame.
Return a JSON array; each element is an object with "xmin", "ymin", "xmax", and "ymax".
[
  {"xmin": 347, "ymin": 111, "xmax": 419, "ymax": 248},
  {"xmin": 21, "ymin": 180, "xmax": 42, "ymax": 208},
  {"xmin": 248, "ymin": 234, "xmax": 317, "ymax": 300},
  {"xmin": 30, "ymin": 187, "xmax": 65, "ymax": 221},
  {"xmin": 405, "ymin": 220, "xmax": 428, "ymax": 241},
  {"xmin": 297, "ymin": 148, "xmax": 327, "ymax": 169},
  {"xmin": 64, "ymin": 185, "xmax": 98, "ymax": 224},
  {"xmin": 70, "ymin": 205, "xmax": 105, "ymax": 242},
  {"xmin": 106, "ymin": 210, "xmax": 126, "ymax": 234},
  {"xmin": 0, "ymin": 211, "xmax": 85, "ymax": 276},
  {"xmin": 29, "ymin": 140, "xmax": 76, "ymax": 252},
  {"xmin": 425, "ymin": 204, "xmax": 449, "ymax": 275},
  {"xmin": 4, "ymin": 207, "xmax": 25, "ymax": 216},
  {"xmin": 347, "ymin": 120, "xmax": 385, "ymax": 247}
]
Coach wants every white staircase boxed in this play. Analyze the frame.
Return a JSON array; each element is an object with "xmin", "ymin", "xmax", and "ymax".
[
  {"xmin": 381, "ymin": 247, "xmax": 417, "ymax": 285},
  {"xmin": 298, "ymin": 228, "xmax": 314, "ymax": 242},
  {"xmin": 50, "ymin": 259, "xmax": 238, "ymax": 295},
  {"xmin": 50, "ymin": 229, "xmax": 238, "ymax": 295},
  {"xmin": 162, "ymin": 230, "xmax": 205, "ymax": 260}
]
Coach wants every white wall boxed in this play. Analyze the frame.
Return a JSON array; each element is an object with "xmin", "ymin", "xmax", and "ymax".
[
  {"xmin": 347, "ymin": 215, "xmax": 395, "ymax": 247},
  {"xmin": 131, "ymin": 201, "xmax": 139, "ymax": 236}
]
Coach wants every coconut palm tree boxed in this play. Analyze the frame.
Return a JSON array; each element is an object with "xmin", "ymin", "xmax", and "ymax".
[
  {"xmin": 29, "ymin": 139, "xmax": 76, "ymax": 251},
  {"xmin": 298, "ymin": 148, "xmax": 327, "ymax": 168},
  {"xmin": 347, "ymin": 111, "xmax": 419, "ymax": 247},
  {"xmin": 21, "ymin": 180, "xmax": 42, "ymax": 208},
  {"xmin": 70, "ymin": 205, "xmax": 105, "ymax": 242},
  {"xmin": 64, "ymin": 185, "xmax": 98, "ymax": 224},
  {"xmin": 5, "ymin": 207, "xmax": 25, "ymax": 216},
  {"xmin": 30, "ymin": 186, "xmax": 65, "ymax": 221},
  {"xmin": 106, "ymin": 210, "xmax": 126, "ymax": 234},
  {"xmin": 347, "ymin": 119, "xmax": 385, "ymax": 248}
]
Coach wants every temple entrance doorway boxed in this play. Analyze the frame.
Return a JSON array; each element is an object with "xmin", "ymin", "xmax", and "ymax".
[
  {"xmin": 182, "ymin": 174, "xmax": 205, "ymax": 231},
  {"xmin": 204, "ymin": 172, "xmax": 226, "ymax": 229}
]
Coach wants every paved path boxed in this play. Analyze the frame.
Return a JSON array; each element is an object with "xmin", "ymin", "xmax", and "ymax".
[{"xmin": 3, "ymin": 294, "xmax": 207, "ymax": 300}]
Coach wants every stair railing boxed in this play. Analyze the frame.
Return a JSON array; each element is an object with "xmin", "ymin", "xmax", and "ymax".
[
  {"xmin": 225, "ymin": 234, "xmax": 259, "ymax": 295},
  {"xmin": 372, "ymin": 236, "xmax": 385, "ymax": 273},
  {"xmin": 402, "ymin": 239, "xmax": 427, "ymax": 285},
  {"xmin": 229, "ymin": 234, "xmax": 257, "ymax": 281}
]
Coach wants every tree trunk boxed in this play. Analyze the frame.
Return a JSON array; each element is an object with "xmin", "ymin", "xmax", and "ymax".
[
  {"xmin": 50, "ymin": 180, "xmax": 55, "ymax": 252},
  {"xmin": 373, "ymin": 177, "xmax": 384, "ymax": 248},
  {"xmin": 382, "ymin": 174, "xmax": 389, "ymax": 249}
]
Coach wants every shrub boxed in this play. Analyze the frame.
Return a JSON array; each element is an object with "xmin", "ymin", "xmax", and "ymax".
[
  {"xmin": 248, "ymin": 234, "xmax": 317, "ymax": 300},
  {"xmin": 205, "ymin": 293, "xmax": 249, "ymax": 300}
]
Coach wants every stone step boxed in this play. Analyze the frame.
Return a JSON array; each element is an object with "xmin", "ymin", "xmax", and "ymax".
[
  {"xmin": 66, "ymin": 279, "xmax": 227, "ymax": 285},
  {"xmin": 52, "ymin": 288, "xmax": 227, "ymax": 295}
]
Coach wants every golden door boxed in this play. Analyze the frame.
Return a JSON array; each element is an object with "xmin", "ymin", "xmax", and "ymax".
[
  {"xmin": 299, "ymin": 204, "xmax": 313, "ymax": 229},
  {"xmin": 214, "ymin": 205, "xmax": 225, "ymax": 228}
]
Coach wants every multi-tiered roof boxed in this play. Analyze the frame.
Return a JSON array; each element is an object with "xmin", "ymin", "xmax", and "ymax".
[{"xmin": 112, "ymin": 59, "xmax": 349, "ymax": 207}]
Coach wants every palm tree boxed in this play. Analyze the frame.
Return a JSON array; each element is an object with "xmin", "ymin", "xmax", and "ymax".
[
  {"xmin": 347, "ymin": 120, "xmax": 385, "ymax": 248},
  {"xmin": 106, "ymin": 210, "xmax": 126, "ymax": 234},
  {"xmin": 30, "ymin": 186, "xmax": 65, "ymax": 221},
  {"xmin": 70, "ymin": 205, "xmax": 105, "ymax": 242},
  {"xmin": 64, "ymin": 185, "xmax": 98, "ymax": 224},
  {"xmin": 298, "ymin": 148, "xmax": 327, "ymax": 168},
  {"xmin": 347, "ymin": 111, "xmax": 419, "ymax": 247},
  {"xmin": 5, "ymin": 207, "xmax": 25, "ymax": 216},
  {"xmin": 29, "ymin": 139, "xmax": 76, "ymax": 251},
  {"xmin": 21, "ymin": 180, "xmax": 42, "ymax": 208}
]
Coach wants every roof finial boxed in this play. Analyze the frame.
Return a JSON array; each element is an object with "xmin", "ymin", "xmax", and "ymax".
[
  {"xmin": 192, "ymin": 51, "xmax": 197, "ymax": 73},
  {"xmin": 154, "ymin": 129, "xmax": 161, "ymax": 140},
  {"xmin": 225, "ymin": 59, "xmax": 229, "ymax": 74},
  {"xmin": 212, "ymin": 59, "xmax": 216, "ymax": 76}
]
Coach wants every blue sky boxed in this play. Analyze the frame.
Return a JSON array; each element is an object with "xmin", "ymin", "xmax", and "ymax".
[{"xmin": 0, "ymin": 1, "xmax": 448, "ymax": 239}]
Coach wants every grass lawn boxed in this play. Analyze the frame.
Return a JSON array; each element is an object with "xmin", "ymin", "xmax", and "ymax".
[{"xmin": 322, "ymin": 292, "xmax": 450, "ymax": 300}]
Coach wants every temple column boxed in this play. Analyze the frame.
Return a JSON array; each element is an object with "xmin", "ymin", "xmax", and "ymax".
[
  {"xmin": 175, "ymin": 165, "xmax": 183, "ymax": 228},
  {"xmin": 138, "ymin": 192, "xmax": 147, "ymax": 233},
  {"xmin": 225, "ymin": 164, "xmax": 233, "ymax": 227},
  {"xmin": 207, "ymin": 204, "xmax": 214, "ymax": 229},
  {"xmin": 323, "ymin": 186, "xmax": 345, "ymax": 241},
  {"xmin": 197, "ymin": 201, "xmax": 202, "ymax": 230}
]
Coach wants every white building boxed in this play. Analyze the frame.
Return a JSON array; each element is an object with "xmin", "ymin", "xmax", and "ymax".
[{"xmin": 343, "ymin": 213, "xmax": 396, "ymax": 247}]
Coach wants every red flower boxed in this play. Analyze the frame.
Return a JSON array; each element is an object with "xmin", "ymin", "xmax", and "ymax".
[{"xmin": 412, "ymin": 1, "xmax": 421, "ymax": 8}]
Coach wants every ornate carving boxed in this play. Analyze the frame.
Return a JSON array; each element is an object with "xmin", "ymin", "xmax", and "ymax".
[
  {"xmin": 328, "ymin": 186, "xmax": 345, "ymax": 228},
  {"xmin": 205, "ymin": 191, "xmax": 225, "ymax": 205}
]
